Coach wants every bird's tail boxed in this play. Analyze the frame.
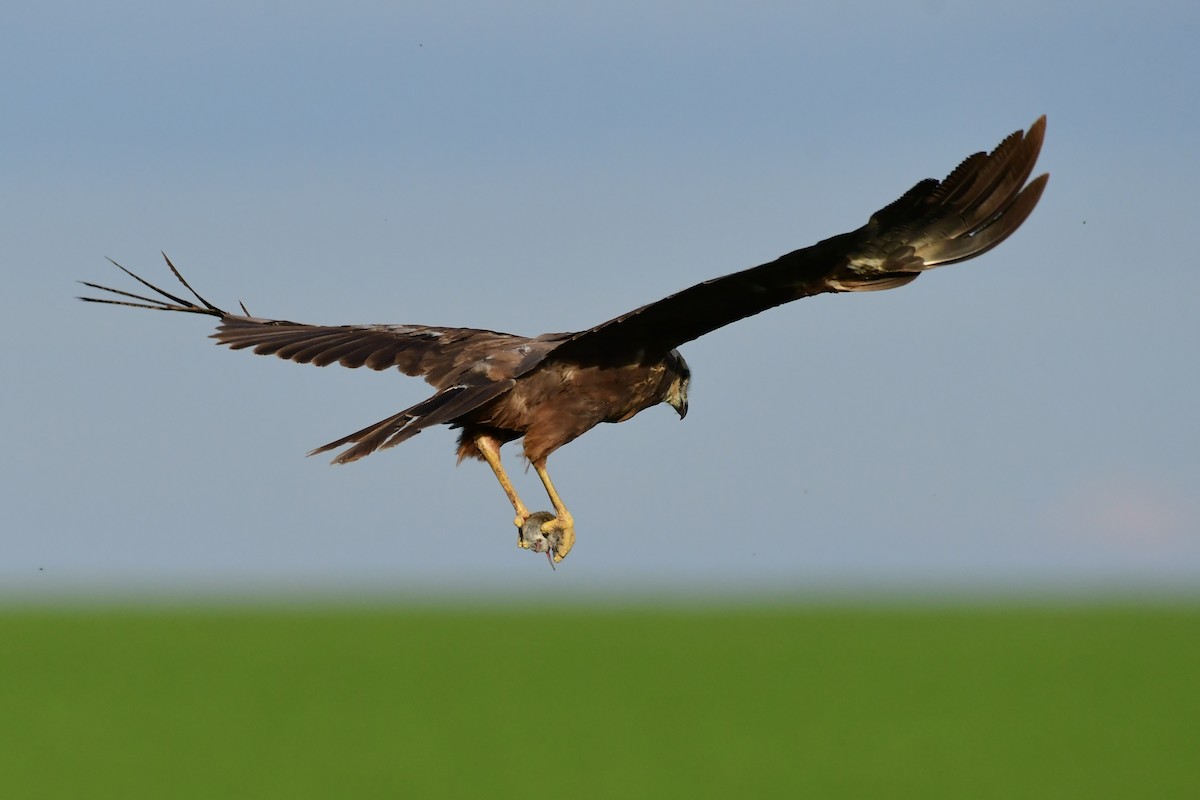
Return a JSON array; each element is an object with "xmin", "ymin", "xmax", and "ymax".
[
  {"xmin": 78, "ymin": 253, "xmax": 246, "ymax": 318},
  {"xmin": 309, "ymin": 379, "xmax": 518, "ymax": 464},
  {"xmin": 309, "ymin": 408, "xmax": 422, "ymax": 465}
]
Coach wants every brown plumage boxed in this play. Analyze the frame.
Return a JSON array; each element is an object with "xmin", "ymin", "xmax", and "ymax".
[{"xmin": 79, "ymin": 116, "xmax": 1049, "ymax": 563}]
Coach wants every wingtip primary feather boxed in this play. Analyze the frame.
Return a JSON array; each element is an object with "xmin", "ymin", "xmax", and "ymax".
[
  {"xmin": 161, "ymin": 252, "xmax": 222, "ymax": 313},
  {"xmin": 1026, "ymin": 115, "xmax": 1047, "ymax": 152},
  {"xmin": 835, "ymin": 114, "xmax": 1049, "ymax": 286},
  {"xmin": 79, "ymin": 255, "xmax": 232, "ymax": 318}
]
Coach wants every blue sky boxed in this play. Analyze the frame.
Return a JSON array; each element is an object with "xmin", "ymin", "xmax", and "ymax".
[{"xmin": 4, "ymin": 1, "xmax": 1198, "ymax": 596}]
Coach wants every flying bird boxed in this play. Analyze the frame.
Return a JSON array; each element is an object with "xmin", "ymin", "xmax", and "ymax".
[{"xmin": 80, "ymin": 117, "xmax": 1048, "ymax": 564}]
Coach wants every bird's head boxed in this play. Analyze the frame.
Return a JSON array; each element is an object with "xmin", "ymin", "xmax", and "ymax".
[{"xmin": 663, "ymin": 349, "xmax": 690, "ymax": 420}]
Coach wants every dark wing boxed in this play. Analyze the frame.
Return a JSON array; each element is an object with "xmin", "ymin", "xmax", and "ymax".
[
  {"xmin": 78, "ymin": 254, "xmax": 541, "ymax": 390},
  {"xmin": 214, "ymin": 318, "xmax": 533, "ymax": 390},
  {"xmin": 551, "ymin": 116, "xmax": 1048, "ymax": 363}
]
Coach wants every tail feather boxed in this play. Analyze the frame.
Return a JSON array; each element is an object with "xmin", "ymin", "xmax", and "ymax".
[
  {"xmin": 309, "ymin": 379, "xmax": 517, "ymax": 464},
  {"xmin": 309, "ymin": 408, "xmax": 420, "ymax": 464}
]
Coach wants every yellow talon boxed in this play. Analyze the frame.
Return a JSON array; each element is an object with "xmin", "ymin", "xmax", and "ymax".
[
  {"xmin": 514, "ymin": 514, "xmax": 531, "ymax": 548},
  {"xmin": 540, "ymin": 514, "xmax": 575, "ymax": 562}
]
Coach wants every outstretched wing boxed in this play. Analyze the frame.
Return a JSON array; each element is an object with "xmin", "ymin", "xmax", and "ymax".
[
  {"xmin": 214, "ymin": 318, "xmax": 534, "ymax": 390},
  {"xmin": 78, "ymin": 255, "xmax": 539, "ymax": 390},
  {"xmin": 552, "ymin": 117, "xmax": 1048, "ymax": 363}
]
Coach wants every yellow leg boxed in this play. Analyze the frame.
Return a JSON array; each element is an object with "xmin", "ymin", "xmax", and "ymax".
[
  {"xmin": 474, "ymin": 435, "xmax": 532, "ymax": 548},
  {"xmin": 533, "ymin": 460, "xmax": 575, "ymax": 562}
]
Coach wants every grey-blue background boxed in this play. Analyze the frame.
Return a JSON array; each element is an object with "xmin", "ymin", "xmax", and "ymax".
[{"xmin": 5, "ymin": 1, "xmax": 1197, "ymax": 596}]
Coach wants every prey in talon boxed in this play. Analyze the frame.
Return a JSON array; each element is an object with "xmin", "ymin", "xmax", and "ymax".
[
  {"xmin": 521, "ymin": 512, "xmax": 562, "ymax": 568},
  {"xmin": 78, "ymin": 119, "xmax": 1048, "ymax": 565}
]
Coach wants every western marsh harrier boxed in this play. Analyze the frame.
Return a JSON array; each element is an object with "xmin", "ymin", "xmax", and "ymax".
[{"xmin": 80, "ymin": 117, "xmax": 1048, "ymax": 564}]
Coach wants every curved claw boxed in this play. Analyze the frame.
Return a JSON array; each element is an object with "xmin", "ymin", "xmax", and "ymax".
[
  {"xmin": 514, "ymin": 512, "xmax": 532, "ymax": 549},
  {"xmin": 540, "ymin": 514, "xmax": 575, "ymax": 563}
]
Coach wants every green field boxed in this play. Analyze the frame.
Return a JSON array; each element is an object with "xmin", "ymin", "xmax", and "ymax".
[{"xmin": 2, "ymin": 603, "xmax": 1197, "ymax": 798}]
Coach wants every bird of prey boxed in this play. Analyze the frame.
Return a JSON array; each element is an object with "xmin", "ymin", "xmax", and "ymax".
[{"xmin": 80, "ymin": 117, "xmax": 1048, "ymax": 564}]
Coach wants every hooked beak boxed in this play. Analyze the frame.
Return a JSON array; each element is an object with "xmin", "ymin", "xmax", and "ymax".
[{"xmin": 670, "ymin": 397, "xmax": 688, "ymax": 420}]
